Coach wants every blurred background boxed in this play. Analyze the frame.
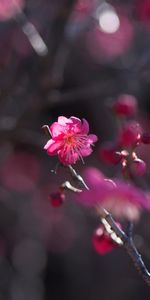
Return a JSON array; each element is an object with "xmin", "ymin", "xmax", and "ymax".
[{"xmin": 0, "ymin": 0, "xmax": 150, "ymax": 299}]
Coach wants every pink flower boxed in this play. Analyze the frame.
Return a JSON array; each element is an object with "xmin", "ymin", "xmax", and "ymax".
[
  {"xmin": 76, "ymin": 167, "xmax": 150, "ymax": 221},
  {"xmin": 44, "ymin": 116, "xmax": 98, "ymax": 165},
  {"xmin": 86, "ymin": 13, "xmax": 134, "ymax": 61}
]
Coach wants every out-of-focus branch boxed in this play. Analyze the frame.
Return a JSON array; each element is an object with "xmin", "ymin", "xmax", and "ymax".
[{"xmin": 15, "ymin": 11, "xmax": 48, "ymax": 56}]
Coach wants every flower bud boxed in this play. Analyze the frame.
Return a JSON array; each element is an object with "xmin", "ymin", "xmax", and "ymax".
[
  {"xmin": 113, "ymin": 94, "xmax": 138, "ymax": 117},
  {"xmin": 119, "ymin": 121, "xmax": 142, "ymax": 147},
  {"xmin": 130, "ymin": 158, "xmax": 146, "ymax": 176},
  {"xmin": 92, "ymin": 225, "xmax": 118, "ymax": 255},
  {"xmin": 48, "ymin": 191, "xmax": 65, "ymax": 207}
]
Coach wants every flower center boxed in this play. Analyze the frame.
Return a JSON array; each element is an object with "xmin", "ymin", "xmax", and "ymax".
[{"xmin": 65, "ymin": 134, "xmax": 75, "ymax": 145}]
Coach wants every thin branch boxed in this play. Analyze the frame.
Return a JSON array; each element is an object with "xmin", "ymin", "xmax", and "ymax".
[
  {"xmin": 124, "ymin": 236, "xmax": 150, "ymax": 286},
  {"xmin": 42, "ymin": 125, "xmax": 52, "ymax": 138},
  {"xmin": 61, "ymin": 180, "xmax": 82, "ymax": 193},
  {"xmin": 127, "ymin": 222, "xmax": 134, "ymax": 239},
  {"xmin": 67, "ymin": 165, "xmax": 89, "ymax": 190},
  {"xmin": 14, "ymin": 11, "xmax": 48, "ymax": 56}
]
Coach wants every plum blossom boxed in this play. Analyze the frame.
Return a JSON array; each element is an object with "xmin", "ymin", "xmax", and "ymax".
[
  {"xmin": 44, "ymin": 116, "xmax": 98, "ymax": 165},
  {"xmin": 76, "ymin": 167, "xmax": 150, "ymax": 221}
]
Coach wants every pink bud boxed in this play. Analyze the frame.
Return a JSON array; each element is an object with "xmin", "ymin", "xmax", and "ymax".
[
  {"xmin": 92, "ymin": 225, "xmax": 118, "ymax": 255},
  {"xmin": 119, "ymin": 121, "xmax": 142, "ymax": 147},
  {"xmin": 113, "ymin": 94, "xmax": 138, "ymax": 117},
  {"xmin": 130, "ymin": 159, "xmax": 146, "ymax": 176},
  {"xmin": 48, "ymin": 192, "xmax": 65, "ymax": 207}
]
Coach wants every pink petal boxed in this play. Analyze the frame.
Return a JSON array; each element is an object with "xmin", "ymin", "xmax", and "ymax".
[
  {"xmin": 44, "ymin": 139, "xmax": 54, "ymax": 150},
  {"xmin": 87, "ymin": 134, "xmax": 98, "ymax": 143},
  {"xmin": 70, "ymin": 117, "xmax": 82, "ymax": 133},
  {"xmin": 81, "ymin": 119, "xmax": 89, "ymax": 134},
  {"xmin": 58, "ymin": 116, "xmax": 71, "ymax": 125},
  {"xmin": 46, "ymin": 139, "xmax": 63, "ymax": 155},
  {"xmin": 80, "ymin": 147, "xmax": 93, "ymax": 157},
  {"xmin": 50, "ymin": 122, "xmax": 65, "ymax": 137},
  {"xmin": 70, "ymin": 117, "xmax": 81, "ymax": 126}
]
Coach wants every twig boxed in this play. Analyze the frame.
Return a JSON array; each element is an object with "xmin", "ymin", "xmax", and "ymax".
[
  {"xmin": 67, "ymin": 165, "xmax": 89, "ymax": 190},
  {"xmin": 100, "ymin": 209, "xmax": 150, "ymax": 285},
  {"xmin": 127, "ymin": 222, "xmax": 134, "ymax": 239},
  {"xmin": 124, "ymin": 235, "xmax": 150, "ymax": 286},
  {"xmin": 61, "ymin": 180, "xmax": 82, "ymax": 193},
  {"xmin": 42, "ymin": 125, "xmax": 52, "ymax": 138},
  {"xmin": 14, "ymin": 11, "xmax": 48, "ymax": 56}
]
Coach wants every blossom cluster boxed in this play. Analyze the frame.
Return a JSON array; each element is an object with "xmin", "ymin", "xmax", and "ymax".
[
  {"xmin": 99, "ymin": 94, "xmax": 150, "ymax": 177},
  {"xmin": 43, "ymin": 96, "xmax": 150, "ymax": 255}
]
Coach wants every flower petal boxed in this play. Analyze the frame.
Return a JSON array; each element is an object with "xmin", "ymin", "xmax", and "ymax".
[
  {"xmin": 80, "ymin": 147, "xmax": 93, "ymax": 157},
  {"xmin": 44, "ymin": 139, "xmax": 54, "ymax": 150},
  {"xmin": 87, "ymin": 134, "xmax": 98, "ymax": 143},
  {"xmin": 81, "ymin": 119, "xmax": 89, "ymax": 134},
  {"xmin": 58, "ymin": 116, "xmax": 71, "ymax": 125},
  {"xmin": 70, "ymin": 117, "xmax": 82, "ymax": 133},
  {"xmin": 70, "ymin": 117, "xmax": 81, "ymax": 126},
  {"xmin": 45, "ymin": 139, "xmax": 62, "ymax": 155},
  {"xmin": 50, "ymin": 122, "xmax": 65, "ymax": 137}
]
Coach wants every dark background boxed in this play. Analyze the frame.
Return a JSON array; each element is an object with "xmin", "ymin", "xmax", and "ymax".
[{"xmin": 0, "ymin": 0, "xmax": 150, "ymax": 299}]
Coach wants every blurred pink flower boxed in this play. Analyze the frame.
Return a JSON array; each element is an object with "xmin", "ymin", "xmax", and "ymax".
[
  {"xmin": 83, "ymin": 167, "xmax": 105, "ymax": 187},
  {"xmin": 76, "ymin": 167, "xmax": 150, "ymax": 221},
  {"xmin": 44, "ymin": 116, "xmax": 98, "ymax": 165},
  {"xmin": 86, "ymin": 13, "xmax": 134, "ymax": 61},
  {"xmin": 0, "ymin": 0, "xmax": 24, "ymax": 21}
]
